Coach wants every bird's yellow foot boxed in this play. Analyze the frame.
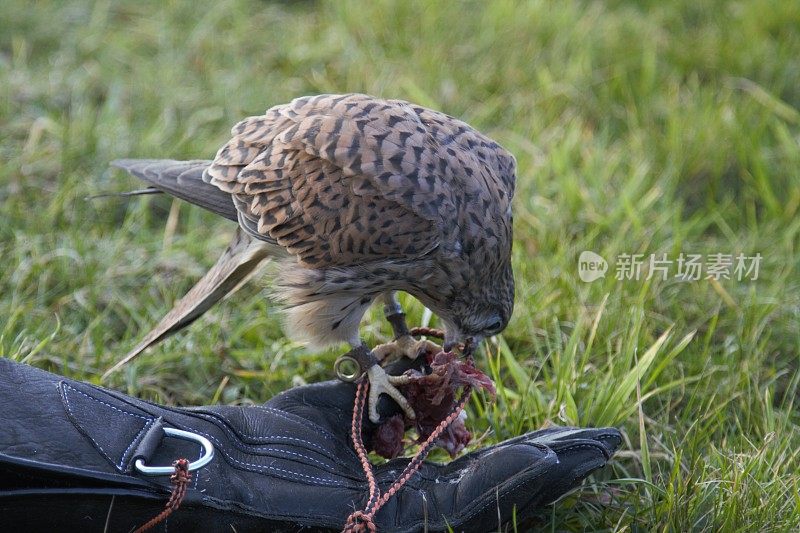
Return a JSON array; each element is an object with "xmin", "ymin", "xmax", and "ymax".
[
  {"xmin": 366, "ymin": 364, "xmax": 415, "ymax": 423},
  {"xmin": 373, "ymin": 334, "xmax": 442, "ymax": 366},
  {"xmin": 398, "ymin": 334, "xmax": 442, "ymax": 359}
]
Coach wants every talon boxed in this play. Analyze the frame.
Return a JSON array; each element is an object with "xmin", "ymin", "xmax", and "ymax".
[
  {"xmin": 366, "ymin": 365, "xmax": 416, "ymax": 423},
  {"xmin": 373, "ymin": 342, "xmax": 401, "ymax": 365},
  {"xmin": 387, "ymin": 374, "xmax": 412, "ymax": 386},
  {"xmin": 396, "ymin": 335, "xmax": 441, "ymax": 360},
  {"xmin": 415, "ymin": 339, "xmax": 442, "ymax": 358}
]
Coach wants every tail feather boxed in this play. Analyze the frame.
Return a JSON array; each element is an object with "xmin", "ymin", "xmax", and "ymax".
[
  {"xmin": 102, "ymin": 228, "xmax": 271, "ymax": 379},
  {"xmin": 111, "ymin": 159, "xmax": 238, "ymax": 221}
]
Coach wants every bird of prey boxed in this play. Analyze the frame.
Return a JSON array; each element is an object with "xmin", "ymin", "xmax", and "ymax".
[{"xmin": 106, "ymin": 93, "xmax": 516, "ymax": 422}]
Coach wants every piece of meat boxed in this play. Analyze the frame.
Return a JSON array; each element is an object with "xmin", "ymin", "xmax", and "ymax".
[{"xmin": 368, "ymin": 349, "xmax": 496, "ymax": 459}]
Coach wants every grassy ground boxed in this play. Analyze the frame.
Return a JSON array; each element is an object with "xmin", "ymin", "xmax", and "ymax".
[{"xmin": 1, "ymin": 0, "xmax": 799, "ymax": 530}]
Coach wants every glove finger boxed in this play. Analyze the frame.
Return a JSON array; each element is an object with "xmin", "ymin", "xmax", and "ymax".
[
  {"xmin": 373, "ymin": 441, "xmax": 560, "ymax": 532},
  {"xmin": 371, "ymin": 427, "xmax": 621, "ymax": 532},
  {"xmin": 520, "ymin": 425, "xmax": 622, "ymax": 507},
  {"xmin": 524, "ymin": 426, "xmax": 622, "ymax": 465}
]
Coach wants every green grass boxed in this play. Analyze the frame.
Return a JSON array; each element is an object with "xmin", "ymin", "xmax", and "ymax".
[{"xmin": 1, "ymin": 0, "xmax": 799, "ymax": 530}]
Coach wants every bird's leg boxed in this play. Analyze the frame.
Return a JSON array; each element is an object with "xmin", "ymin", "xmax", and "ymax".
[
  {"xmin": 344, "ymin": 342, "xmax": 415, "ymax": 423},
  {"xmin": 374, "ymin": 291, "xmax": 441, "ymax": 365},
  {"xmin": 383, "ymin": 291, "xmax": 410, "ymax": 340}
]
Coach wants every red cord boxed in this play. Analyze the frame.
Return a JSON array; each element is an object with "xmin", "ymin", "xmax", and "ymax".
[
  {"xmin": 343, "ymin": 370, "xmax": 472, "ymax": 532},
  {"xmin": 134, "ymin": 458, "xmax": 192, "ymax": 533}
]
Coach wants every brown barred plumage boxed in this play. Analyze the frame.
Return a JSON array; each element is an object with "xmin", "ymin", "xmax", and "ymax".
[{"xmin": 108, "ymin": 94, "xmax": 516, "ymax": 420}]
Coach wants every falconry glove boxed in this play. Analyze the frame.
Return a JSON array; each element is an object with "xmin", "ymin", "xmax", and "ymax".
[{"xmin": 0, "ymin": 357, "xmax": 620, "ymax": 532}]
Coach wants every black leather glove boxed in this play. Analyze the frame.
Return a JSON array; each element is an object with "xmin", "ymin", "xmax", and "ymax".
[{"xmin": 0, "ymin": 357, "xmax": 620, "ymax": 532}]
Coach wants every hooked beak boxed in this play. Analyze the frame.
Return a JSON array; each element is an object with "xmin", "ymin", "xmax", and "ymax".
[
  {"xmin": 443, "ymin": 324, "xmax": 459, "ymax": 353},
  {"xmin": 443, "ymin": 334, "xmax": 483, "ymax": 355}
]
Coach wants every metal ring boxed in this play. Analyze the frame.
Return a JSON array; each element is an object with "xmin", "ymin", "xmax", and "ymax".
[
  {"xmin": 334, "ymin": 354, "xmax": 363, "ymax": 383},
  {"xmin": 134, "ymin": 428, "xmax": 215, "ymax": 476}
]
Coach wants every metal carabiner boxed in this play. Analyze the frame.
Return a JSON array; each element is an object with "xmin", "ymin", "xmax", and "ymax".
[{"xmin": 134, "ymin": 427, "xmax": 215, "ymax": 476}]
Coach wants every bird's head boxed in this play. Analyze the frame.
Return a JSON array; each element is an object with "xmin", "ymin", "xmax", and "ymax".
[{"xmin": 442, "ymin": 261, "xmax": 514, "ymax": 354}]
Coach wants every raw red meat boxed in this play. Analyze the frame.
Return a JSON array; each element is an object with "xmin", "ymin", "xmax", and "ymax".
[{"xmin": 369, "ymin": 349, "xmax": 496, "ymax": 459}]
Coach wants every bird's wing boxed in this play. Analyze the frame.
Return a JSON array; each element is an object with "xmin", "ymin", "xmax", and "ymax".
[
  {"xmin": 102, "ymin": 228, "xmax": 270, "ymax": 378},
  {"xmin": 407, "ymin": 103, "xmax": 516, "ymax": 257},
  {"xmin": 283, "ymin": 94, "xmax": 516, "ymax": 257},
  {"xmin": 204, "ymin": 94, "xmax": 515, "ymax": 268},
  {"xmin": 283, "ymin": 94, "xmax": 514, "ymax": 221}
]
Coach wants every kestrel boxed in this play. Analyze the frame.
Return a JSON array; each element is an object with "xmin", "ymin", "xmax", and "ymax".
[{"xmin": 106, "ymin": 94, "xmax": 516, "ymax": 422}]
